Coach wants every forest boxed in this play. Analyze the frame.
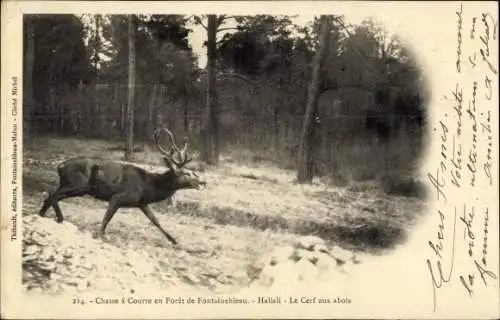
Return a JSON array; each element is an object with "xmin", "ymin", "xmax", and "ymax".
[
  {"xmin": 23, "ymin": 13, "xmax": 429, "ymax": 188},
  {"xmin": 20, "ymin": 13, "xmax": 433, "ymax": 297}
]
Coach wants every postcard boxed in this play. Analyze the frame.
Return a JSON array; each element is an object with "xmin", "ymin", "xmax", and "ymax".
[{"xmin": 1, "ymin": 1, "xmax": 498, "ymax": 319}]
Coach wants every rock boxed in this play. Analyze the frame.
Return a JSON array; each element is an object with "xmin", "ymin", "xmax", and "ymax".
[
  {"xmin": 60, "ymin": 283, "xmax": 78, "ymax": 294},
  {"xmin": 38, "ymin": 261, "xmax": 56, "ymax": 271},
  {"xmin": 77, "ymin": 280, "xmax": 89, "ymax": 291},
  {"xmin": 312, "ymin": 243, "xmax": 329, "ymax": 253},
  {"xmin": 50, "ymin": 273, "xmax": 63, "ymax": 281},
  {"xmin": 295, "ymin": 235, "xmax": 325, "ymax": 251},
  {"xmin": 317, "ymin": 264, "xmax": 348, "ymax": 282},
  {"xmin": 27, "ymin": 287, "xmax": 44, "ymax": 295},
  {"xmin": 81, "ymin": 261, "xmax": 94, "ymax": 271},
  {"xmin": 315, "ymin": 252, "xmax": 338, "ymax": 271},
  {"xmin": 292, "ymin": 248, "xmax": 319, "ymax": 264},
  {"xmin": 23, "ymin": 245, "xmax": 40, "ymax": 256},
  {"xmin": 295, "ymin": 258, "xmax": 319, "ymax": 282},
  {"xmin": 215, "ymin": 274, "xmax": 231, "ymax": 284},
  {"xmin": 267, "ymin": 245, "xmax": 295, "ymax": 265},
  {"xmin": 255, "ymin": 266, "xmax": 275, "ymax": 287},
  {"xmin": 33, "ymin": 235, "xmax": 49, "ymax": 246},
  {"xmin": 182, "ymin": 273, "xmax": 200, "ymax": 285},
  {"xmin": 351, "ymin": 254, "xmax": 362, "ymax": 264},
  {"xmin": 63, "ymin": 222, "xmax": 78, "ymax": 232},
  {"xmin": 330, "ymin": 245, "xmax": 354, "ymax": 264},
  {"xmin": 53, "ymin": 254, "xmax": 64, "ymax": 263},
  {"xmin": 266, "ymin": 261, "xmax": 300, "ymax": 287},
  {"xmin": 23, "ymin": 254, "xmax": 38, "ymax": 262},
  {"xmin": 207, "ymin": 278, "xmax": 218, "ymax": 288},
  {"xmin": 64, "ymin": 279, "xmax": 89, "ymax": 292},
  {"xmin": 39, "ymin": 247, "xmax": 54, "ymax": 261},
  {"xmin": 246, "ymin": 262, "xmax": 265, "ymax": 280}
]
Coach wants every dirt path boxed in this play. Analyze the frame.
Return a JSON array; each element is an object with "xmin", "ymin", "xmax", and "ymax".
[
  {"xmin": 23, "ymin": 193, "xmax": 306, "ymax": 294},
  {"xmin": 21, "ymin": 138, "xmax": 427, "ymax": 295}
]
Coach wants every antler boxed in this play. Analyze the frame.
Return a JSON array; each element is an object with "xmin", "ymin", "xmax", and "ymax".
[
  {"xmin": 163, "ymin": 127, "xmax": 188, "ymax": 158},
  {"xmin": 154, "ymin": 126, "xmax": 192, "ymax": 167},
  {"xmin": 154, "ymin": 128, "xmax": 174, "ymax": 157}
]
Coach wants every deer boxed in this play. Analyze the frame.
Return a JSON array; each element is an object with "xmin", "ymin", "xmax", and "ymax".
[{"xmin": 37, "ymin": 126, "xmax": 206, "ymax": 245}]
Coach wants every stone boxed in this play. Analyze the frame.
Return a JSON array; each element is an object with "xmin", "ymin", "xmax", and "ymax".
[
  {"xmin": 267, "ymin": 261, "xmax": 301, "ymax": 286},
  {"xmin": 312, "ymin": 243, "xmax": 329, "ymax": 253},
  {"xmin": 351, "ymin": 254, "xmax": 362, "ymax": 264},
  {"xmin": 330, "ymin": 245, "xmax": 353, "ymax": 264},
  {"xmin": 60, "ymin": 283, "xmax": 78, "ymax": 294},
  {"xmin": 53, "ymin": 254, "xmax": 65, "ymax": 263},
  {"xmin": 293, "ymin": 248, "xmax": 319, "ymax": 264},
  {"xmin": 256, "ymin": 270, "xmax": 274, "ymax": 287},
  {"xmin": 50, "ymin": 273, "xmax": 63, "ymax": 281},
  {"xmin": 246, "ymin": 262, "xmax": 265, "ymax": 280},
  {"xmin": 315, "ymin": 252, "xmax": 338, "ymax": 271},
  {"xmin": 207, "ymin": 278, "xmax": 218, "ymax": 288},
  {"xmin": 295, "ymin": 258, "xmax": 319, "ymax": 282},
  {"xmin": 182, "ymin": 273, "xmax": 200, "ymax": 285},
  {"xmin": 23, "ymin": 245, "xmax": 40, "ymax": 256},
  {"xmin": 23, "ymin": 254, "xmax": 38, "ymax": 262},
  {"xmin": 268, "ymin": 245, "xmax": 295, "ymax": 265},
  {"xmin": 295, "ymin": 235, "xmax": 325, "ymax": 251},
  {"xmin": 38, "ymin": 261, "xmax": 56, "ymax": 271}
]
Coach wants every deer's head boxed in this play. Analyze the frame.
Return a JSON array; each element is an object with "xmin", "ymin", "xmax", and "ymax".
[{"xmin": 154, "ymin": 127, "xmax": 206, "ymax": 191}]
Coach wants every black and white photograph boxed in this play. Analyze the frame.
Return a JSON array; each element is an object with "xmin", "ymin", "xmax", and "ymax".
[{"xmin": 1, "ymin": 1, "xmax": 499, "ymax": 319}]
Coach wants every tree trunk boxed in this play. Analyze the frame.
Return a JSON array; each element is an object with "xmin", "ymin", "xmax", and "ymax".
[
  {"xmin": 76, "ymin": 82, "xmax": 83, "ymax": 133},
  {"xmin": 48, "ymin": 87, "xmax": 56, "ymax": 132},
  {"xmin": 93, "ymin": 15, "xmax": 101, "ymax": 68},
  {"xmin": 148, "ymin": 84, "xmax": 158, "ymax": 137},
  {"xmin": 273, "ymin": 104, "xmax": 279, "ymax": 149},
  {"xmin": 59, "ymin": 87, "xmax": 65, "ymax": 133},
  {"xmin": 125, "ymin": 15, "xmax": 136, "ymax": 160},
  {"xmin": 95, "ymin": 85, "xmax": 102, "ymax": 135},
  {"xmin": 120, "ymin": 86, "xmax": 125, "ymax": 133},
  {"xmin": 203, "ymin": 15, "xmax": 218, "ymax": 165},
  {"xmin": 183, "ymin": 94, "xmax": 189, "ymax": 134},
  {"xmin": 23, "ymin": 17, "xmax": 35, "ymax": 142},
  {"xmin": 297, "ymin": 15, "xmax": 331, "ymax": 183},
  {"xmin": 112, "ymin": 84, "xmax": 119, "ymax": 134}
]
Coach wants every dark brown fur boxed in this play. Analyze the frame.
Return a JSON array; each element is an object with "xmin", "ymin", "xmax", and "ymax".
[{"xmin": 38, "ymin": 156, "xmax": 205, "ymax": 245}]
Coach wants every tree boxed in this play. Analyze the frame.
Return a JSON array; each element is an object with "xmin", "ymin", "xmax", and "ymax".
[
  {"xmin": 204, "ymin": 15, "xmax": 218, "ymax": 164},
  {"xmin": 26, "ymin": 14, "xmax": 92, "ymax": 134},
  {"xmin": 297, "ymin": 15, "xmax": 332, "ymax": 183},
  {"xmin": 193, "ymin": 14, "xmax": 242, "ymax": 165},
  {"xmin": 125, "ymin": 15, "xmax": 136, "ymax": 160},
  {"xmin": 23, "ymin": 15, "xmax": 35, "ymax": 141},
  {"xmin": 216, "ymin": 15, "xmax": 298, "ymax": 150}
]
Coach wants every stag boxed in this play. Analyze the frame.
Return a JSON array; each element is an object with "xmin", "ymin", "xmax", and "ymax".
[{"xmin": 38, "ymin": 127, "xmax": 205, "ymax": 245}]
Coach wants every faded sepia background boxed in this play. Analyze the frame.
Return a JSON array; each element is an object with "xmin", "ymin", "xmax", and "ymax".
[{"xmin": 1, "ymin": 1, "xmax": 498, "ymax": 319}]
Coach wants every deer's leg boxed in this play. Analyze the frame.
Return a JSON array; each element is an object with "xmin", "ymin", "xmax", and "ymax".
[
  {"xmin": 38, "ymin": 191, "xmax": 54, "ymax": 217},
  {"xmin": 99, "ymin": 201, "xmax": 119, "ymax": 239},
  {"xmin": 99, "ymin": 191, "xmax": 139, "ymax": 238},
  {"xmin": 139, "ymin": 205, "xmax": 178, "ymax": 245},
  {"xmin": 47, "ymin": 185, "xmax": 91, "ymax": 223}
]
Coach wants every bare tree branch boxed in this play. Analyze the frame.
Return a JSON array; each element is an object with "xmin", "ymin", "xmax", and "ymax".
[
  {"xmin": 219, "ymin": 15, "xmax": 240, "ymax": 21},
  {"xmin": 319, "ymin": 83, "xmax": 373, "ymax": 96},
  {"xmin": 216, "ymin": 15, "xmax": 226, "ymax": 27},
  {"xmin": 184, "ymin": 15, "xmax": 195, "ymax": 22},
  {"xmin": 216, "ymin": 27, "xmax": 239, "ymax": 33},
  {"xmin": 332, "ymin": 16, "xmax": 381, "ymax": 76},
  {"xmin": 193, "ymin": 16, "xmax": 208, "ymax": 31},
  {"xmin": 216, "ymin": 72, "xmax": 260, "ymax": 93}
]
